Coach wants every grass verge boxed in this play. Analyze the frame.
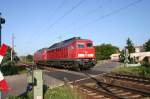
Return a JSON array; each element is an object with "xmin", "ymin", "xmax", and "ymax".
[
  {"xmin": 45, "ymin": 86, "xmax": 82, "ymax": 99},
  {"xmin": 112, "ymin": 66, "xmax": 150, "ymax": 77},
  {"xmin": 7, "ymin": 85, "xmax": 83, "ymax": 99}
]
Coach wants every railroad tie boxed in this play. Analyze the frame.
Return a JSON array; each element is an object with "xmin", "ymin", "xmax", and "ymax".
[
  {"xmin": 108, "ymin": 88, "xmax": 117, "ymax": 91},
  {"xmin": 81, "ymin": 88, "xmax": 88, "ymax": 92},
  {"xmin": 144, "ymin": 80, "xmax": 150, "ymax": 82},
  {"xmin": 88, "ymin": 92, "xmax": 97, "ymax": 96},
  {"xmin": 129, "ymin": 94, "xmax": 141, "ymax": 98},
  {"xmin": 135, "ymin": 83, "xmax": 145, "ymax": 86},
  {"xmin": 145, "ymin": 84, "xmax": 150, "ymax": 87},
  {"xmin": 113, "ymin": 90, "xmax": 124, "ymax": 93},
  {"xmin": 86, "ymin": 90, "xmax": 92, "ymax": 93},
  {"xmin": 93, "ymin": 95, "xmax": 105, "ymax": 98},
  {"xmin": 118, "ymin": 92, "xmax": 131, "ymax": 96}
]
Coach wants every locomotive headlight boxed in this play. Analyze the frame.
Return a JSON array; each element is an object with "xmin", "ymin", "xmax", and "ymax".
[
  {"xmin": 88, "ymin": 54, "xmax": 94, "ymax": 57},
  {"xmin": 78, "ymin": 54, "xmax": 85, "ymax": 57}
]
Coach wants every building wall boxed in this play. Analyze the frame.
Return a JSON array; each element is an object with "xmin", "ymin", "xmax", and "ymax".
[
  {"xmin": 130, "ymin": 52, "xmax": 150, "ymax": 62},
  {"xmin": 110, "ymin": 54, "xmax": 120, "ymax": 61}
]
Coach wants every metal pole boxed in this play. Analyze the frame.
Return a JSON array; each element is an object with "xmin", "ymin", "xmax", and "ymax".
[
  {"xmin": 0, "ymin": 13, "xmax": 6, "ymax": 47},
  {"xmin": 0, "ymin": 13, "xmax": 5, "ymax": 99},
  {"xmin": 124, "ymin": 48, "xmax": 129, "ymax": 67},
  {"xmin": 11, "ymin": 34, "xmax": 14, "ymax": 62},
  {"xmin": 0, "ymin": 12, "xmax": 2, "ymax": 47},
  {"xmin": 0, "ymin": 12, "xmax": 2, "ymax": 99},
  {"xmin": 33, "ymin": 69, "xmax": 43, "ymax": 99}
]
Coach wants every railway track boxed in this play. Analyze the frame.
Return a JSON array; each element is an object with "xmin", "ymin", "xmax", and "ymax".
[
  {"xmin": 101, "ymin": 73, "xmax": 150, "ymax": 92},
  {"xmin": 74, "ymin": 73, "xmax": 150, "ymax": 99},
  {"xmin": 105, "ymin": 73, "xmax": 150, "ymax": 84},
  {"xmin": 76, "ymin": 79, "xmax": 150, "ymax": 99}
]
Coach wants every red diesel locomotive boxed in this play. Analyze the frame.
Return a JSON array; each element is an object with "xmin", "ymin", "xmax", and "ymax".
[{"xmin": 34, "ymin": 37, "xmax": 96, "ymax": 70}]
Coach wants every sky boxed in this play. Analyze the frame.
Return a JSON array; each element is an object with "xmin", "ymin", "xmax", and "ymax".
[{"xmin": 0, "ymin": 0, "xmax": 150, "ymax": 56}]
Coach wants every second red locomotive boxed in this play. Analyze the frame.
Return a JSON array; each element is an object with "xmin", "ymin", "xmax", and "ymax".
[{"xmin": 34, "ymin": 37, "xmax": 96, "ymax": 70}]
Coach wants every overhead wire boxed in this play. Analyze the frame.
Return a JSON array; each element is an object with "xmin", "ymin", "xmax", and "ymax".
[
  {"xmin": 43, "ymin": 0, "xmax": 143, "ymax": 43},
  {"xmin": 84, "ymin": 0, "xmax": 112, "ymax": 16},
  {"xmin": 26, "ymin": 0, "xmax": 143, "ymax": 54},
  {"xmin": 24, "ymin": 0, "xmax": 68, "ymax": 54},
  {"xmin": 43, "ymin": 0, "xmax": 86, "ymax": 33},
  {"xmin": 31, "ymin": 0, "xmax": 67, "ymax": 44},
  {"xmin": 68, "ymin": 0, "xmax": 112, "ymax": 31},
  {"xmin": 26, "ymin": 0, "xmax": 87, "ymax": 54},
  {"xmin": 71, "ymin": 0, "xmax": 143, "ymax": 32},
  {"xmin": 41, "ymin": 0, "xmax": 67, "ymax": 31},
  {"xmin": 39, "ymin": 0, "xmax": 87, "ymax": 48},
  {"xmin": 28, "ymin": 0, "xmax": 86, "ymax": 42}
]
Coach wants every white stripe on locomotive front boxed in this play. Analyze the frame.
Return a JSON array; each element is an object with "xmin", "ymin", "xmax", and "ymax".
[
  {"xmin": 78, "ymin": 54, "xmax": 94, "ymax": 57},
  {"xmin": 78, "ymin": 54, "xmax": 85, "ymax": 57},
  {"xmin": 88, "ymin": 54, "xmax": 94, "ymax": 57}
]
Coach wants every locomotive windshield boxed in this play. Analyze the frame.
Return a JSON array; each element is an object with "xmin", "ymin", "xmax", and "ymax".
[
  {"xmin": 78, "ymin": 44, "xmax": 85, "ymax": 48},
  {"xmin": 87, "ymin": 43, "xmax": 93, "ymax": 48}
]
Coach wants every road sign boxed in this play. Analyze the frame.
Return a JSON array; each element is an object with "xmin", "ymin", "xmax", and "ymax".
[
  {"xmin": 0, "ymin": 13, "xmax": 6, "ymax": 47},
  {"xmin": 0, "ymin": 18, "xmax": 5, "ymax": 24}
]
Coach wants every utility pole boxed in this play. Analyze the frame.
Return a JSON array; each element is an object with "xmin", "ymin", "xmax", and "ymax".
[
  {"xmin": 11, "ymin": 34, "xmax": 15, "ymax": 62},
  {"xmin": 124, "ymin": 48, "xmax": 129, "ymax": 67},
  {"xmin": 0, "ymin": 13, "xmax": 6, "ymax": 47},
  {"xmin": 58, "ymin": 35, "xmax": 62, "ymax": 41}
]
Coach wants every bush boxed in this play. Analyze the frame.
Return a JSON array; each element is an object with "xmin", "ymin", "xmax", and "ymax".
[
  {"xmin": 141, "ymin": 57, "xmax": 150, "ymax": 68},
  {"xmin": 0, "ymin": 61, "xmax": 26, "ymax": 76}
]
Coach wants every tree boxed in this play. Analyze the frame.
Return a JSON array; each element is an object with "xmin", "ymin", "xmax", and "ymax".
[
  {"xmin": 126, "ymin": 38, "xmax": 135, "ymax": 53},
  {"xmin": 26, "ymin": 54, "xmax": 33, "ymax": 62},
  {"xmin": 144, "ymin": 39, "xmax": 150, "ymax": 51},
  {"xmin": 96, "ymin": 44, "xmax": 119, "ymax": 60},
  {"xmin": 119, "ymin": 49, "xmax": 125, "ymax": 62},
  {"xmin": 2, "ymin": 46, "xmax": 19, "ymax": 64},
  {"xmin": 2, "ymin": 46, "xmax": 11, "ymax": 64}
]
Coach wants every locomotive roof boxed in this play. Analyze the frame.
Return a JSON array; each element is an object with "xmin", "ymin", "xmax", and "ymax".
[
  {"xmin": 48, "ymin": 37, "xmax": 83, "ymax": 50},
  {"xmin": 36, "ymin": 37, "xmax": 92, "ymax": 52},
  {"xmin": 37, "ymin": 48, "xmax": 48, "ymax": 52}
]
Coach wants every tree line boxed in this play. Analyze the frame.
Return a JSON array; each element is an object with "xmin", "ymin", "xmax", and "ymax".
[{"xmin": 95, "ymin": 38, "xmax": 150, "ymax": 61}]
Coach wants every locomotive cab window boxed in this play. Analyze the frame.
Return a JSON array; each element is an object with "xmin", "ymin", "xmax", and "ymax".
[
  {"xmin": 87, "ymin": 43, "xmax": 93, "ymax": 48},
  {"xmin": 78, "ymin": 44, "xmax": 85, "ymax": 48}
]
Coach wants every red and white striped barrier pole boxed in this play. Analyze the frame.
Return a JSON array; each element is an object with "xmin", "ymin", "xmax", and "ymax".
[
  {"xmin": 0, "ymin": 44, "xmax": 8, "ymax": 64},
  {"xmin": 0, "ymin": 44, "xmax": 9, "ymax": 97}
]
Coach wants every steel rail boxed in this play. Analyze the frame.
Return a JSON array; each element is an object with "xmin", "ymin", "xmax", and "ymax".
[
  {"xmin": 114, "ymin": 73, "xmax": 150, "ymax": 81},
  {"xmin": 105, "ymin": 75, "xmax": 150, "ymax": 84},
  {"xmin": 96, "ymin": 80, "xmax": 150, "ymax": 97},
  {"xmin": 81, "ymin": 85, "xmax": 125, "ymax": 99}
]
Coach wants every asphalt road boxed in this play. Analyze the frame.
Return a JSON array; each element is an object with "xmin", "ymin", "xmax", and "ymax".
[
  {"xmin": 5, "ymin": 61, "xmax": 119, "ymax": 96},
  {"xmin": 5, "ymin": 74, "xmax": 27, "ymax": 96}
]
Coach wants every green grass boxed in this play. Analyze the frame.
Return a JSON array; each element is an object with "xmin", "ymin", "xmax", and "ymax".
[
  {"xmin": 112, "ymin": 66, "xmax": 150, "ymax": 77},
  {"xmin": 7, "ymin": 86, "xmax": 83, "ymax": 99},
  {"xmin": 45, "ymin": 86, "xmax": 82, "ymax": 99},
  {"xmin": 7, "ymin": 92, "xmax": 33, "ymax": 99}
]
